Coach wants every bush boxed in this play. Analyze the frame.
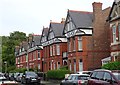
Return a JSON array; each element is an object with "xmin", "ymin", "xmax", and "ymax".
[
  {"xmin": 60, "ymin": 65, "xmax": 68, "ymax": 70},
  {"xmin": 47, "ymin": 69, "xmax": 70, "ymax": 80},
  {"xmin": 102, "ymin": 61, "xmax": 120, "ymax": 70}
]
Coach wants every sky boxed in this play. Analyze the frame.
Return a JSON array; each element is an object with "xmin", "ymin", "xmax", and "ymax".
[{"xmin": 0, "ymin": 0, "xmax": 114, "ymax": 36}]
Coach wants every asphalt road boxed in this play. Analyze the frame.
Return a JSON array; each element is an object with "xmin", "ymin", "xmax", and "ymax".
[{"xmin": 19, "ymin": 80, "xmax": 60, "ymax": 85}]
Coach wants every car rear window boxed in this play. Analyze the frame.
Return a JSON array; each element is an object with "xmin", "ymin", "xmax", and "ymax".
[
  {"xmin": 113, "ymin": 73, "xmax": 120, "ymax": 80},
  {"xmin": 78, "ymin": 75, "xmax": 89, "ymax": 80}
]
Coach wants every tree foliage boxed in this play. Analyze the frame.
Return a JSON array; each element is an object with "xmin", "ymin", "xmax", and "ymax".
[
  {"xmin": 2, "ymin": 31, "xmax": 27, "ymax": 72},
  {"xmin": 102, "ymin": 61, "xmax": 120, "ymax": 70}
]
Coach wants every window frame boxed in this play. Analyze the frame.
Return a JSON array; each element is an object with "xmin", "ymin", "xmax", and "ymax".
[
  {"xmin": 78, "ymin": 36, "xmax": 82, "ymax": 51},
  {"xmin": 112, "ymin": 25, "xmax": 116, "ymax": 43},
  {"xmin": 56, "ymin": 44, "xmax": 60, "ymax": 55},
  {"xmin": 118, "ymin": 23, "xmax": 120, "ymax": 41}
]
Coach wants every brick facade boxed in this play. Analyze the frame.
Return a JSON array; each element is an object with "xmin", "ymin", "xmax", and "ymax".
[{"xmin": 15, "ymin": 1, "xmax": 114, "ymax": 73}]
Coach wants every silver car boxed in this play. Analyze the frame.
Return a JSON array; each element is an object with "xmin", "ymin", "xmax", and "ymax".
[{"xmin": 60, "ymin": 74, "xmax": 89, "ymax": 85}]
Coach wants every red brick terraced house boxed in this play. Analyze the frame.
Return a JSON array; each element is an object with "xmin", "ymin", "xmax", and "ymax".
[
  {"xmin": 41, "ymin": 21, "xmax": 67, "ymax": 72},
  {"xmin": 107, "ymin": 0, "xmax": 120, "ymax": 62},
  {"xmin": 40, "ymin": 27, "xmax": 49, "ymax": 72},
  {"xmin": 27, "ymin": 35, "xmax": 43, "ymax": 71},
  {"xmin": 15, "ymin": 35, "xmax": 43, "ymax": 71},
  {"xmin": 63, "ymin": 2, "xmax": 111, "ymax": 72},
  {"xmin": 15, "ymin": 41, "xmax": 28, "ymax": 68}
]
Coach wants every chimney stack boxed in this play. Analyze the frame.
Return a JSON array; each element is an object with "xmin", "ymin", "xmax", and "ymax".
[
  {"xmin": 92, "ymin": 2, "xmax": 103, "ymax": 21},
  {"xmin": 61, "ymin": 18, "xmax": 65, "ymax": 23}
]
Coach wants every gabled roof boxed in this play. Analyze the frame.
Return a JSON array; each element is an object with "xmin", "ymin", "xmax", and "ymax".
[
  {"xmin": 43, "ymin": 28, "xmax": 49, "ymax": 36},
  {"xmin": 68, "ymin": 10, "xmax": 93, "ymax": 28},
  {"xmin": 22, "ymin": 41, "xmax": 28, "ymax": 51},
  {"xmin": 33, "ymin": 35, "xmax": 41, "ymax": 46},
  {"xmin": 49, "ymin": 22, "xmax": 65, "ymax": 38},
  {"xmin": 40, "ymin": 27, "xmax": 49, "ymax": 43},
  {"xmin": 108, "ymin": 0, "xmax": 120, "ymax": 21}
]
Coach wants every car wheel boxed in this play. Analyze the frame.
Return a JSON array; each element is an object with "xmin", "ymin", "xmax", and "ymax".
[
  {"xmin": 73, "ymin": 83, "xmax": 76, "ymax": 85},
  {"xmin": 60, "ymin": 83, "xmax": 62, "ymax": 85}
]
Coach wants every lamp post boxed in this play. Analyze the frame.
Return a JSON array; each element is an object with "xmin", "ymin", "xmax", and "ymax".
[{"xmin": 4, "ymin": 61, "xmax": 7, "ymax": 73}]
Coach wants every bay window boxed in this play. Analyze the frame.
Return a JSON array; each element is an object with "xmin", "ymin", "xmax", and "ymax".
[
  {"xmin": 118, "ymin": 23, "xmax": 120, "ymax": 41},
  {"xmin": 112, "ymin": 25, "xmax": 116, "ymax": 43},
  {"xmin": 68, "ymin": 39, "xmax": 71, "ymax": 52},
  {"xmin": 78, "ymin": 36, "xmax": 82, "ymax": 51},
  {"xmin": 56, "ymin": 44, "xmax": 60, "ymax": 55},
  {"xmin": 50, "ymin": 46, "xmax": 52, "ymax": 56},
  {"xmin": 53, "ymin": 45, "xmax": 55, "ymax": 56}
]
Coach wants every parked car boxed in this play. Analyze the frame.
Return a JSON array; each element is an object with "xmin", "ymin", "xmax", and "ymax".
[
  {"xmin": 88, "ymin": 69, "xmax": 120, "ymax": 85},
  {"xmin": 0, "ymin": 72, "xmax": 18, "ymax": 85},
  {"xmin": 16, "ymin": 73, "xmax": 23, "ymax": 82},
  {"xmin": 60, "ymin": 73, "xmax": 89, "ymax": 85},
  {"xmin": 8, "ymin": 73, "xmax": 14, "ymax": 81},
  {"xmin": 13, "ymin": 73, "xmax": 20, "ymax": 81},
  {"xmin": 77, "ymin": 71, "xmax": 92, "ymax": 75},
  {"xmin": 21, "ymin": 71, "xmax": 41, "ymax": 84}
]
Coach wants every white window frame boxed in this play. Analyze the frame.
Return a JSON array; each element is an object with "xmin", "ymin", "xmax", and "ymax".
[
  {"xmin": 38, "ymin": 64, "xmax": 40, "ymax": 69},
  {"xmin": 34, "ymin": 52, "xmax": 36, "ymax": 60},
  {"xmin": 38, "ymin": 50, "xmax": 40, "ymax": 60},
  {"xmin": 56, "ymin": 44, "xmax": 60, "ymax": 55},
  {"xmin": 112, "ymin": 25, "xmax": 116, "ymax": 43},
  {"xmin": 50, "ymin": 46, "xmax": 52, "ymax": 56},
  {"xmin": 68, "ymin": 39, "xmax": 71, "ymax": 52},
  {"xmin": 63, "ymin": 52, "xmax": 67, "ymax": 58},
  {"xmin": 78, "ymin": 37, "xmax": 82, "ymax": 51},
  {"xmin": 119, "ymin": 24, "xmax": 120, "ymax": 41},
  {"xmin": 53, "ymin": 45, "xmax": 55, "ymax": 56},
  {"xmin": 73, "ymin": 37, "xmax": 76, "ymax": 51},
  {"xmin": 57, "ymin": 62, "xmax": 60, "ymax": 69}
]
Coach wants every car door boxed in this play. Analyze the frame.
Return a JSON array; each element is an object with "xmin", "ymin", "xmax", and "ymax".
[
  {"xmin": 103, "ymin": 72, "xmax": 118, "ymax": 85},
  {"xmin": 68, "ymin": 75, "xmax": 77, "ymax": 85}
]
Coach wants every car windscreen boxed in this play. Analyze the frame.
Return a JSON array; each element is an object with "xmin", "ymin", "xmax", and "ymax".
[
  {"xmin": 26, "ymin": 72, "xmax": 37, "ymax": 77},
  {"xmin": 78, "ymin": 75, "xmax": 89, "ymax": 80},
  {"xmin": 113, "ymin": 73, "xmax": 120, "ymax": 80}
]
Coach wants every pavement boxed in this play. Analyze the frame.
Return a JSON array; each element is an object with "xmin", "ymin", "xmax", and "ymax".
[{"xmin": 41, "ymin": 80, "xmax": 60, "ymax": 85}]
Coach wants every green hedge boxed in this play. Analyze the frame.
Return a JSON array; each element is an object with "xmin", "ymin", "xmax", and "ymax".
[
  {"xmin": 47, "ymin": 69, "xmax": 70, "ymax": 80},
  {"xmin": 102, "ymin": 61, "xmax": 120, "ymax": 70}
]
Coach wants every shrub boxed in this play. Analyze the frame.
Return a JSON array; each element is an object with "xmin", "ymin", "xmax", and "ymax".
[
  {"xmin": 60, "ymin": 65, "xmax": 68, "ymax": 70},
  {"xmin": 102, "ymin": 61, "xmax": 120, "ymax": 70},
  {"xmin": 47, "ymin": 69, "xmax": 70, "ymax": 80}
]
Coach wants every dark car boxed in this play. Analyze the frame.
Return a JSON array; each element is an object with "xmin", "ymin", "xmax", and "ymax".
[
  {"xmin": 21, "ymin": 71, "xmax": 41, "ymax": 84},
  {"xmin": 16, "ymin": 73, "xmax": 23, "ymax": 82},
  {"xmin": 87, "ymin": 69, "xmax": 120, "ymax": 85},
  {"xmin": 60, "ymin": 73, "xmax": 89, "ymax": 85}
]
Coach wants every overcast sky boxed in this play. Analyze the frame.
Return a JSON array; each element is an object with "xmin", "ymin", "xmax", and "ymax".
[{"xmin": 0, "ymin": 0, "xmax": 114, "ymax": 36}]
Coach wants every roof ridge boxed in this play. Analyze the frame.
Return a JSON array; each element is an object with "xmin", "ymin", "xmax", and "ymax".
[
  {"xmin": 69, "ymin": 10, "xmax": 93, "ymax": 14},
  {"xmin": 50, "ymin": 22, "xmax": 63, "ymax": 24}
]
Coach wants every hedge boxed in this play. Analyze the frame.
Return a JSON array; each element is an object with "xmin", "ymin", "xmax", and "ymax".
[
  {"xmin": 102, "ymin": 61, "xmax": 120, "ymax": 70},
  {"xmin": 47, "ymin": 69, "xmax": 70, "ymax": 80}
]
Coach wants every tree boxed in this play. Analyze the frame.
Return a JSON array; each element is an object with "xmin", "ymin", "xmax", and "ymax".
[
  {"xmin": 2, "ymin": 31, "xmax": 27, "ymax": 72},
  {"xmin": 102, "ymin": 61, "xmax": 120, "ymax": 70}
]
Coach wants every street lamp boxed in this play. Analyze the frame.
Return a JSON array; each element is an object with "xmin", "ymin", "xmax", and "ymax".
[{"xmin": 4, "ymin": 61, "xmax": 7, "ymax": 73}]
